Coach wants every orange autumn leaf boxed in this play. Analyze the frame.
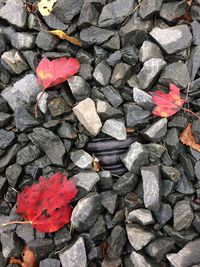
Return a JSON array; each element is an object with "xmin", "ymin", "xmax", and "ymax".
[
  {"xmin": 180, "ymin": 123, "xmax": 200, "ymax": 152},
  {"xmin": 9, "ymin": 246, "xmax": 38, "ymax": 267},
  {"xmin": 49, "ymin": 30, "xmax": 82, "ymax": 46},
  {"xmin": 151, "ymin": 84, "xmax": 185, "ymax": 118}
]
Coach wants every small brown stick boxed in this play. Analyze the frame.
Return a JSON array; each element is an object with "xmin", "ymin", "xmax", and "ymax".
[{"xmin": 3, "ymin": 220, "xmax": 32, "ymax": 227}]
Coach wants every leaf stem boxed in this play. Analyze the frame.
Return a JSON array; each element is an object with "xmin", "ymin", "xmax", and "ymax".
[
  {"xmin": 182, "ymin": 107, "xmax": 200, "ymax": 120},
  {"xmin": 2, "ymin": 221, "xmax": 32, "ymax": 227}
]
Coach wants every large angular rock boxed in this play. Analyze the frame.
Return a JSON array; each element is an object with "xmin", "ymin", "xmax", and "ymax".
[
  {"xmin": 110, "ymin": 63, "xmax": 132, "ymax": 88},
  {"xmin": 28, "ymin": 128, "xmax": 65, "ymax": 166},
  {"xmin": 74, "ymin": 171, "xmax": 100, "ymax": 191},
  {"xmin": 68, "ymin": 76, "xmax": 91, "ymax": 100},
  {"xmin": 141, "ymin": 165, "xmax": 161, "ymax": 212},
  {"xmin": 101, "ymin": 118, "xmax": 127, "ymax": 140},
  {"xmin": 98, "ymin": 0, "xmax": 135, "ymax": 28},
  {"xmin": 73, "ymin": 98, "xmax": 102, "ymax": 136},
  {"xmin": 173, "ymin": 200, "xmax": 194, "ymax": 231},
  {"xmin": 139, "ymin": 0, "xmax": 162, "ymax": 19},
  {"xmin": 70, "ymin": 149, "xmax": 93, "ymax": 169},
  {"xmin": 150, "ymin": 25, "xmax": 192, "ymax": 54},
  {"xmin": 93, "ymin": 60, "xmax": 111, "ymax": 86},
  {"xmin": 127, "ymin": 209, "xmax": 154, "ymax": 225},
  {"xmin": 59, "ymin": 237, "xmax": 87, "ymax": 267},
  {"xmin": 192, "ymin": 20, "xmax": 200, "ymax": 45},
  {"xmin": 16, "ymin": 145, "xmax": 40, "ymax": 166},
  {"xmin": 0, "ymin": 129, "xmax": 15, "ymax": 149},
  {"xmin": 139, "ymin": 41, "xmax": 163, "ymax": 63},
  {"xmin": 142, "ymin": 118, "xmax": 168, "ymax": 141},
  {"xmin": 124, "ymin": 103, "xmax": 150, "ymax": 127},
  {"xmin": 133, "ymin": 87, "xmax": 155, "ymax": 111},
  {"xmin": 78, "ymin": 2, "xmax": 99, "ymax": 28},
  {"xmin": 130, "ymin": 251, "xmax": 152, "ymax": 267}
]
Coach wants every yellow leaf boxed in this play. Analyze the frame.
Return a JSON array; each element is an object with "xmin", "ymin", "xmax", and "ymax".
[
  {"xmin": 38, "ymin": 0, "xmax": 57, "ymax": 16},
  {"xmin": 49, "ymin": 30, "xmax": 82, "ymax": 46}
]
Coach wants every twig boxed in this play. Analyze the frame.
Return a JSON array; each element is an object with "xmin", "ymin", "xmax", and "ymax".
[
  {"xmin": 182, "ymin": 107, "xmax": 200, "ymax": 120},
  {"xmin": 3, "ymin": 220, "xmax": 32, "ymax": 227}
]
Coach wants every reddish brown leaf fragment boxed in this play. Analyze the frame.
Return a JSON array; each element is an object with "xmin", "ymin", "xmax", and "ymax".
[{"xmin": 180, "ymin": 123, "xmax": 200, "ymax": 152}]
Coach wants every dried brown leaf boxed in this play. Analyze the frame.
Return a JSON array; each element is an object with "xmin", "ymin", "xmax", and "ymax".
[
  {"xmin": 92, "ymin": 155, "xmax": 101, "ymax": 172},
  {"xmin": 8, "ymin": 246, "xmax": 38, "ymax": 267},
  {"xmin": 49, "ymin": 30, "xmax": 82, "ymax": 46},
  {"xmin": 179, "ymin": 123, "xmax": 200, "ymax": 152}
]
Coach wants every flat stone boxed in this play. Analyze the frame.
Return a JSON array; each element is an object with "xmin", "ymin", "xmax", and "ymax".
[
  {"xmin": 56, "ymin": 122, "xmax": 77, "ymax": 139},
  {"xmin": 0, "ymin": 144, "xmax": 21, "ymax": 171},
  {"xmin": 74, "ymin": 171, "xmax": 99, "ymax": 191},
  {"xmin": 101, "ymin": 86, "xmax": 123, "ymax": 107},
  {"xmin": 48, "ymin": 97, "xmax": 71, "ymax": 117},
  {"xmin": 142, "ymin": 118, "xmax": 168, "ymax": 141},
  {"xmin": 40, "ymin": 259, "xmax": 61, "ymax": 267},
  {"xmin": 173, "ymin": 200, "xmax": 194, "ymax": 231},
  {"xmin": 121, "ymin": 142, "xmax": 149, "ymax": 174},
  {"xmin": 192, "ymin": 20, "xmax": 200, "ymax": 45},
  {"xmin": 139, "ymin": 0, "xmax": 162, "ymax": 19},
  {"xmin": 124, "ymin": 103, "xmax": 150, "ymax": 127},
  {"xmin": 127, "ymin": 209, "xmax": 154, "ymax": 225},
  {"xmin": 133, "ymin": 87, "xmax": 155, "ymax": 111},
  {"xmin": 113, "ymin": 172, "xmax": 138, "ymax": 196},
  {"xmin": 1, "ymin": 49, "xmax": 29, "ymax": 74},
  {"xmin": 11, "ymin": 32, "xmax": 35, "ymax": 50},
  {"xmin": 139, "ymin": 41, "xmax": 163, "ymax": 63},
  {"xmin": 36, "ymin": 31, "xmax": 59, "ymax": 51},
  {"xmin": 101, "ymin": 118, "xmax": 126, "ymax": 140},
  {"xmin": 73, "ymin": 98, "xmax": 102, "ymax": 136},
  {"xmin": 28, "ymin": 128, "xmax": 65, "ymax": 166},
  {"xmin": 89, "ymin": 214, "xmax": 108, "ymax": 242},
  {"xmin": 159, "ymin": 62, "xmax": 190, "ymax": 89},
  {"xmin": 175, "ymin": 167, "xmax": 195, "ymax": 194},
  {"xmin": 70, "ymin": 149, "xmax": 93, "ymax": 169},
  {"xmin": 121, "ymin": 45, "xmax": 138, "ymax": 65},
  {"xmin": 150, "ymin": 25, "xmax": 192, "ymax": 54},
  {"xmin": 16, "ymin": 224, "xmax": 34, "ymax": 243},
  {"xmin": 0, "ymin": 129, "xmax": 15, "ymax": 149},
  {"xmin": 145, "ymin": 143, "xmax": 165, "ymax": 163},
  {"xmin": 130, "ymin": 251, "xmax": 152, "ymax": 267},
  {"xmin": 80, "ymin": 26, "xmax": 114, "ymax": 46},
  {"xmin": 137, "ymin": 58, "xmax": 166, "ymax": 89},
  {"xmin": 15, "ymin": 107, "xmax": 39, "ymax": 132},
  {"xmin": 100, "ymin": 191, "xmax": 118, "ymax": 214},
  {"xmin": 110, "ymin": 63, "xmax": 132, "ymax": 89},
  {"xmin": 78, "ymin": 2, "xmax": 99, "ymax": 28},
  {"xmin": 5, "ymin": 163, "xmax": 22, "ymax": 187},
  {"xmin": 126, "ymin": 223, "xmax": 155, "ymax": 251},
  {"xmin": 28, "ymin": 239, "xmax": 55, "ymax": 260},
  {"xmin": 167, "ymin": 239, "xmax": 200, "ymax": 267},
  {"xmin": 93, "ymin": 60, "xmax": 111, "ymax": 86},
  {"xmin": 98, "ymin": 0, "xmax": 135, "ymax": 27},
  {"xmin": 154, "ymin": 203, "xmax": 172, "ymax": 225},
  {"xmin": 16, "ymin": 145, "xmax": 40, "ymax": 166},
  {"xmin": 107, "ymin": 50, "xmax": 122, "ymax": 67},
  {"xmin": 0, "ymin": 0, "xmax": 27, "ymax": 28},
  {"xmin": 161, "ymin": 165, "xmax": 180, "ymax": 182},
  {"xmin": 68, "ymin": 76, "xmax": 90, "ymax": 100},
  {"xmin": 71, "ymin": 193, "xmax": 102, "ymax": 231},
  {"xmin": 96, "ymin": 99, "xmax": 123, "ymax": 121},
  {"xmin": 141, "ymin": 165, "xmax": 161, "ymax": 212}
]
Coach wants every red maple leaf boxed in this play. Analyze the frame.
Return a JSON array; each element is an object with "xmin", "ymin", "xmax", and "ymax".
[
  {"xmin": 151, "ymin": 84, "xmax": 185, "ymax": 118},
  {"xmin": 36, "ymin": 57, "xmax": 80, "ymax": 89},
  {"xmin": 14, "ymin": 173, "xmax": 78, "ymax": 233}
]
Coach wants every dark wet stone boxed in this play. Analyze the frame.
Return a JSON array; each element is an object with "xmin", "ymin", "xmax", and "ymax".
[
  {"xmin": 146, "ymin": 237, "xmax": 174, "ymax": 263},
  {"xmin": 0, "ymin": 97, "xmax": 8, "ymax": 113},
  {"xmin": 107, "ymin": 225, "xmax": 126, "ymax": 259},
  {"xmin": 98, "ymin": 0, "xmax": 134, "ymax": 27},
  {"xmin": 40, "ymin": 259, "xmax": 61, "ymax": 267},
  {"xmin": 98, "ymin": 171, "xmax": 113, "ymax": 191},
  {"xmin": 195, "ymin": 161, "xmax": 200, "ymax": 182},
  {"xmin": 107, "ymin": 50, "xmax": 122, "ymax": 67},
  {"xmin": 121, "ymin": 46, "xmax": 138, "ymax": 65},
  {"xmin": 80, "ymin": 26, "xmax": 114, "ymax": 46},
  {"xmin": 139, "ymin": 0, "xmax": 162, "ymax": 19},
  {"xmin": 159, "ymin": 0, "xmax": 187, "ymax": 23},
  {"xmin": 0, "ymin": 0, "xmax": 27, "ymax": 28},
  {"xmin": 162, "ymin": 179, "xmax": 174, "ymax": 197},
  {"xmin": 110, "ymin": 63, "xmax": 132, "ymax": 89},
  {"xmin": 93, "ymin": 60, "xmax": 111, "ymax": 86},
  {"xmin": 154, "ymin": 203, "xmax": 172, "ymax": 225},
  {"xmin": 48, "ymin": 97, "xmax": 71, "ymax": 117},
  {"xmin": 180, "ymin": 152, "xmax": 195, "ymax": 181},
  {"xmin": 133, "ymin": 87, "xmax": 154, "ymax": 111},
  {"xmin": 1, "ymin": 231, "xmax": 23, "ymax": 258},
  {"xmin": 150, "ymin": 25, "xmax": 192, "ymax": 54},
  {"xmin": 121, "ymin": 142, "xmax": 149, "ymax": 174},
  {"xmin": 0, "ymin": 200, "xmax": 11, "ymax": 215},
  {"xmin": 68, "ymin": 76, "xmax": 90, "ymax": 101},
  {"xmin": 161, "ymin": 165, "xmax": 180, "ymax": 182},
  {"xmin": 192, "ymin": 20, "xmax": 200, "ymax": 45},
  {"xmin": 71, "ymin": 193, "xmax": 102, "ymax": 231},
  {"xmin": 100, "ymin": 190, "xmax": 118, "ymax": 214},
  {"xmin": 145, "ymin": 143, "xmax": 165, "ymax": 163},
  {"xmin": 36, "ymin": 31, "xmax": 59, "ymax": 51},
  {"xmin": 173, "ymin": 200, "xmax": 194, "ymax": 231},
  {"xmin": 102, "ymin": 118, "xmax": 126, "ymax": 140},
  {"xmin": 16, "ymin": 224, "xmax": 34, "ymax": 243},
  {"xmin": 54, "ymin": 227, "xmax": 71, "ymax": 250},
  {"xmin": 124, "ymin": 103, "xmax": 150, "ymax": 128},
  {"xmin": 88, "ymin": 246, "xmax": 103, "ymax": 261},
  {"xmin": 0, "ymin": 144, "xmax": 21, "ymax": 172},
  {"xmin": 5, "ymin": 163, "xmax": 22, "ymax": 187},
  {"xmin": 127, "ymin": 209, "xmax": 154, "ymax": 225},
  {"xmin": 0, "ymin": 30, "xmax": 5, "ymax": 55},
  {"xmin": 96, "ymin": 99, "xmax": 123, "ymax": 121},
  {"xmin": 175, "ymin": 167, "xmax": 195, "ymax": 194},
  {"xmin": 113, "ymin": 172, "xmax": 138, "ymax": 196},
  {"xmin": 1, "ymin": 49, "xmax": 29, "ymax": 74},
  {"xmin": 28, "ymin": 127, "xmax": 65, "ymax": 166},
  {"xmin": 89, "ymin": 214, "xmax": 108, "ymax": 242},
  {"xmin": 142, "ymin": 118, "xmax": 168, "ymax": 141},
  {"xmin": 78, "ymin": 2, "xmax": 99, "ymax": 28},
  {"xmin": 141, "ymin": 165, "xmax": 161, "ymax": 212},
  {"xmin": 101, "ymin": 85, "xmax": 123, "ymax": 107},
  {"xmin": 16, "ymin": 145, "xmax": 40, "ymax": 165},
  {"xmin": 28, "ymin": 239, "xmax": 55, "ymax": 260},
  {"xmin": 0, "ymin": 129, "xmax": 15, "ymax": 149},
  {"xmin": 0, "ymin": 112, "xmax": 11, "ymax": 127},
  {"xmin": 168, "ymin": 116, "xmax": 188, "ymax": 130},
  {"xmin": 126, "ymin": 223, "xmax": 155, "ymax": 251},
  {"xmin": 14, "ymin": 107, "xmax": 39, "ymax": 132}
]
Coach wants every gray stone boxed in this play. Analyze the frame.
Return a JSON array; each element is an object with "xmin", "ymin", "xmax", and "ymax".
[
  {"xmin": 133, "ymin": 87, "xmax": 155, "ymax": 111},
  {"xmin": 73, "ymin": 98, "xmax": 102, "ymax": 136},
  {"xmin": 68, "ymin": 76, "xmax": 91, "ymax": 100},
  {"xmin": 1, "ymin": 49, "xmax": 29, "ymax": 74},
  {"xmin": 150, "ymin": 25, "xmax": 192, "ymax": 54},
  {"xmin": 21, "ymin": 50, "xmax": 39, "ymax": 71},
  {"xmin": 100, "ymin": 191, "xmax": 118, "ymax": 214},
  {"xmin": 154, "ymin": 203, "xmax": 172, "ymax": 225},
  {"xmin": 137, "ymin": 58, "xmax": 166, "ymax": 90},
  {"xmin": 173, "ymin": 200, "xmax": 194, "ymax": 231},
  {"xmin": 193, "ymin": 214, "xmax": 200, "ymax": 233},
  {"xmin": 79, "ymin": 63, "xmax": 93, "ymax": 80},
  {"xmin": 167, "ymin": 239, "xmax": 200, "ymax": 267},
  {"xmin": 71, "ymin": 193, "xmax": 102, "ymax": 231},
  {"xmin": 0, "ymin": 112, "xmax": 11, "ymax": 127},
  {"xmin": 192, "ymin": 20, "xmax": 200, "ymax": 45},
  {"xmin": 168, "ymin": 116, "xmax": 188, "ymax": 130},
  {"xmin": 121, "ymin": 45, "xmax": 138, "ymax": 65},
  {"xmin": 70, "ymin": 149, "xmax": 93, "ymax": 169},
  {"xmin": 96, "ymin": 99, "xmax": 123, "ymax": 121},
  {"xmin": 139, "ymin": 41, "xmax": 163, "ymax": 63},
  {"xmin": 28, "ymin": 128, "xmax": 65, "ymax": 166},
  {"xmin": 110, "ymin": 63, "xmax": 132, "ymax": 88},
  {"xmin": 139, "ymin": 0, "xmax": 162, "ymax": 19},
  {"xmin": 48, "ymin": 97, "xmax": 71, "ymax": 117},
  {"xmin": 142, "ymin": 118, "xmax": 168, "ymax": 141},
  {"xmin": 57, "ymin": 122, "xmax": 77, "ymax": 139},
  {"xmin": 28, "ymin": 238, "xmax": 55, "ymax": 260},
  {"xmin": 11, "ymin": 32, "xmax": 35, "ymax": 50},
  {"xmin": 101, "ymin": 118, "xmax": 126, "ymax": 140},
  {"xmin": 40, "ymin": 259, "xmax": 61, "ymax": 267},
  {"xmin": 0, "ymin": 0, "xmax": 27, "ymax": 28},
  {"xmin": 37, "ymin": 91, "xmax": 48, "ymax": 114},
  {"xmin": 0, "ymin": 30, "xmax": 5, "ymax": 55},
  {"xmin": 130, "ymin": 251, "xmax": 152, "ymax": 267},
  {"xmin": 54, "ymin": 0, "xmax": 84, "ymax": 24},
  {"xmin": 78, "ymin": 2, "xmax": 99, "ymax": 28},
  {"xmin": 124, "ymin": 103, "xmax": 150, "ymax": 127},
  {"xmin": 175, "ymin": 167, "xmax": 195, "ymax": 194},
  {"xmin": 187, "ymin": 46, "xmax": 200, "ymax": 81},
  {"xmin": 74, "ymin": 171, "xmax": 100, "ymax": 191},
  {"xmin": 141, "ymin": 165, "xmax": 161, "ymax": 212},
  {"xmin": 161, "ymin": 165, "xmax": 180, "ymax": 182},
  {"xmin": 127, "ymin": 209, "xmax": 154, "ymax": 225},
  {"xmin": 1, "ymin": 231, "xmax": 23, "ymax": 258},
  {"xmin": 113, "ymin": 172, "xmax": 138, "ymax": 196},
  {"xmin": 0, "ymin": 144, "xmax": 21, "ymax": 171},
  {"xmin": 14, "ymin": 107, "xmax": 39, "ymax": 132},
  {"xmin": 195, "ymin": 161, "xmax": 200, "ymax": 181},
  {"xmin": 5, "ymin": 164, "xmax": 22, "ymax": 187},
  {"xmin": 107, "ymin": 50, "xmax": 122, "ymax": 67},
  {"xmin": 146, "ymin": 237, "xmax": 175, "ymax": 263},
  {"xmin": 164, "ymin": 128, "xmax": 180, "ymax": 161},
  {"xmin": 36, "ymin": 31, "xmax": 59, "ymax": 51},
  {"xmin": 80, "ymin": 26, "xmax": 114, "ymax": 46},
  {"xmin": 145, "ymin": 143, "xmax": 165, "ymax": 163},
  {"xmin": 0, "ymin": 63, "xmax": 10, "ymax": 84},
  {"xmin": 121, "ymin": 142, "xmax": 149, "ymax": 174},
  {"xmin": 107, "ymin": 225, "xmax": 127, "ymax": 259},
  {"xmin": 126, "ymin": 223, "xmax": 155, "ymax": 251},
  {"xmin": 0, "ymin": 129, "xmax": 15, "ymax": 149},
  {"xmin": 93, "ymin": 60, "xmax": 111, "ymax": 86},
  {"xmin": 16, "ymin": 145, "xmax": 40, "ymax": 166},
  {"xmin": 89, "ymin": 214, "xmax": 108, "ymax": 242},
  {"xmin": 98, "ymin": 0, "xmax": 135, "ymax": 27},
  {"xmin": 16, "ymin": 224, "xmax": 34, "ymax": 243},
  {"xmin": 101, "ymin": 86, "xmax": 123, "ymax": 107}
]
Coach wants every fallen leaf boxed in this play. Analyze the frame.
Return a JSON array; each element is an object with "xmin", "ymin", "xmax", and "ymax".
[
  {"xmin": 180, "ymin": 123, "xmax": 200, "ymax": 152},
  {"xmin": 188, "ymin": 0, "xmax": 193, "ymax": 6},
  {"xmin": 38, "ymin": 0, "xmax": 57, "ymax": 16},
  {"xmin": 92, "ymin": 155, "xmax": 101, "ymax": 172},
  {"xmin": 126, "ymin": 128, "xmax": 136, "ymax": 133},
  {"xmin": 151, "ymin": 84, "xmax": 185, "ymax": 118},
  {"xmin": 49, "ymin": 30, "xmax": 82, "ymax": 46},
  {"xmin": 8, "ymin": 246, "xmax": 38, "ymax": 267},
  {"xmin": 36, "ymin": 57, "xmax": 80, "ymax": 89},
  {"xmin": 8, "ymin": 173, "xmax": 78, "ymax": 233}
]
